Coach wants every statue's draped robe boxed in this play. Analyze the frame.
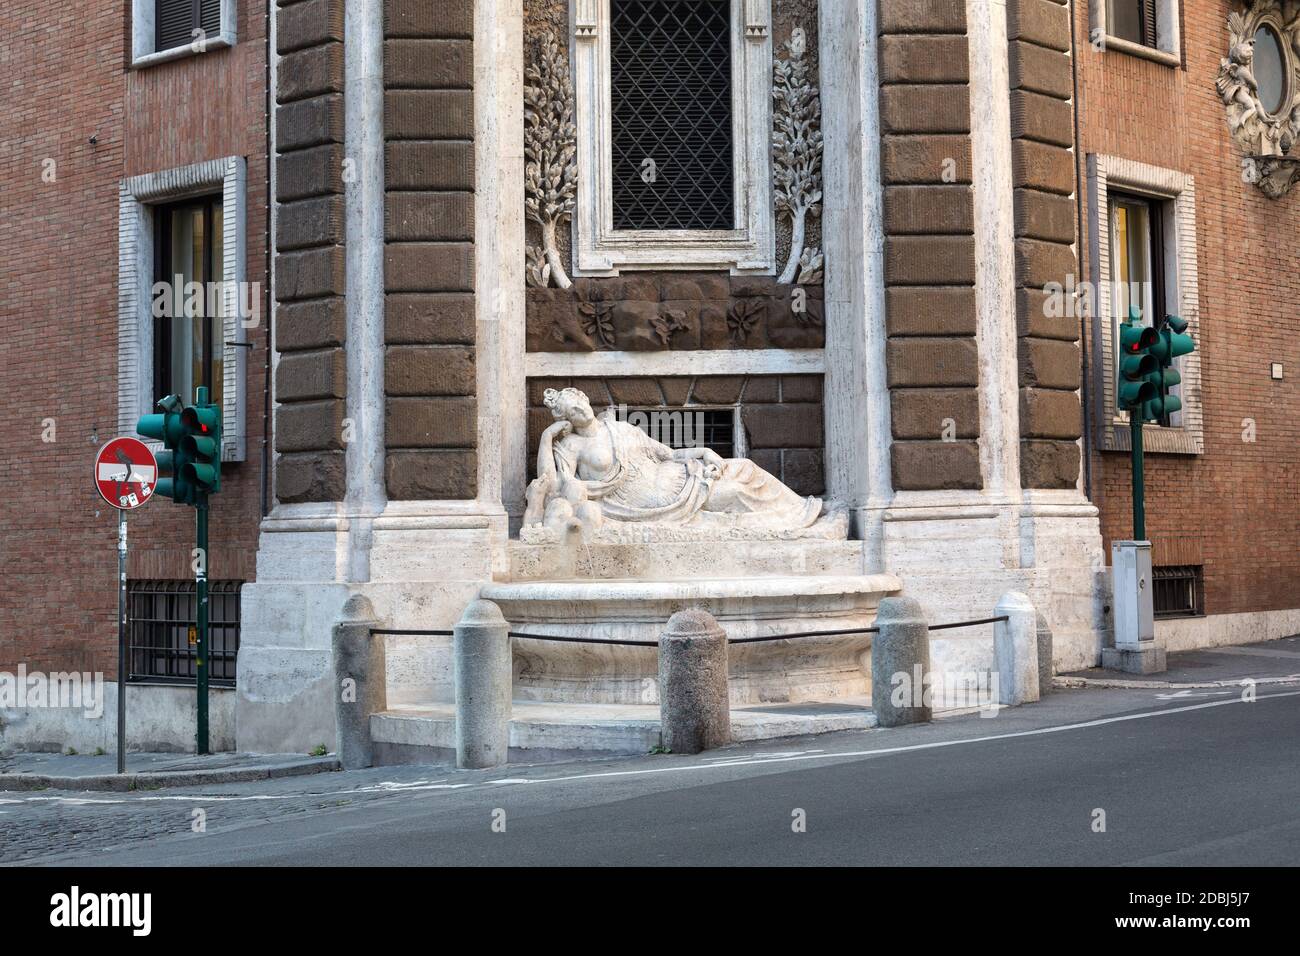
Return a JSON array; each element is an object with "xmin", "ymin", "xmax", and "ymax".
[{"xmin": 553, "ymin": 412, "xmax": 822, "ymax": 530}]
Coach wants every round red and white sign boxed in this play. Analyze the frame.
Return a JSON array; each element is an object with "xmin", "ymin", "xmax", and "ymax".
[{"xmin": 94, "ymin": 438, "xmax": 159, "ymax": 510}]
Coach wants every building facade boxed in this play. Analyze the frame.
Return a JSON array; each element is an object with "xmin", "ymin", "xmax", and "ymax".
[
  {"xmin": 1, "ymin": 0, "xmax": 1295, "ymax": 756},
  {"xmin": 0, "ymin": 0, "xmax": 269, "ymax": 749}
]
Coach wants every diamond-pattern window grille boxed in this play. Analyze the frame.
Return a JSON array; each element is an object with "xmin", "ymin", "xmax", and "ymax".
[{"xmin": 610, "ymin": 0, "xmax": 735, "ymax": 231}]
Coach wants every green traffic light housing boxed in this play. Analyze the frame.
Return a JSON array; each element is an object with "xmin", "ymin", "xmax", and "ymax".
[
  {"xmin": 137, "ymin": 394, "xmax": 193, "ymax": 504},
  {"xmin": 1142, "ymin": 313, "xmax": 1196, "ymax": 423},
  {"xmin": 180, "ymin": 386, "xmax": 222, "ymax": 496},
  {"xmin": 1117, "ymin": 310, "xmax": 1159, "ymax": 413}
]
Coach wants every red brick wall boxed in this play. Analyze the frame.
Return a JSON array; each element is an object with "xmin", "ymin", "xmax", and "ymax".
[
  {"xmin": 1076, "ymin": 0, "xmax": 1300, "ymax": 615},
  {"xmin": 0, "ymin": 2, "xmax": 269, "ymax": 675}
]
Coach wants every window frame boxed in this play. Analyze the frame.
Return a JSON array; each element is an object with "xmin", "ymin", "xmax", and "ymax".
[
  {"xmin": 118, "ymin": 157, "xmax": 249, "ymax": 462},
  {"xmin": 571, "ymin": 0, "xmax": 775, "ymax": 275},
  {"xmin": 131, "ymin": 0, "xmax": 236, "ymax": 69},
  {"xmin": 1092, "ymin": 0, "xmax": 1181, "ymax": 68},
  {"xmin": 1087, "ymin": 154, "xmax": 1203, "ymax": 455}
]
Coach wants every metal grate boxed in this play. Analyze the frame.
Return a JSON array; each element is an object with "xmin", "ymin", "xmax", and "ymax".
[
  {"xmin": 609, "ymin": 0, "xmax": 734, "ymax": 230},
  {"xmin": 1152, "ymin": 565, "xmax": 1203, "ymax": 618},
  {"xmin": 128, "ymin": 580, "xmax": 242, "ymax": 684},
  {"xmin": 626, "ymin": 407, "xmax": 736, "ymax": 458}
]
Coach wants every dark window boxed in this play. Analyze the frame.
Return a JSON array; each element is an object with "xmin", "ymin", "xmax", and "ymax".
[
  {"xmin": 609, "ymin": 0, "xmax": 734, "ymax": 230},
  {"xmin": 154, "ymin": 196, "xmax": 224, "ymax": 407},
  {"xmin": 1153, "ymin": 565, "xmax": 1204, "ymax": 618},
  {"xmin": 156, "ymin": 0, "xmax": 222, "ymax": 53},
  {"xmin": 128, "ymin": 580, "xmax": 242, "ymax": 684},
  {"xmin": 626, "ymin": 407, "xmax": 736, "ymax": 459},
  {"xmin": 1108, "ymin": 0, "xmax": 1158, "ymax": 48},
  {"xmin": 1253, "ymin": 25, "xmax": 1289, "ymax": 116}
]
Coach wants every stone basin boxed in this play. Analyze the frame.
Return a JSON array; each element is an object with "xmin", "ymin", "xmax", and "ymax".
[{"xmin": 479, "ymin": 573, "xmax": 901, "ymax": 706}]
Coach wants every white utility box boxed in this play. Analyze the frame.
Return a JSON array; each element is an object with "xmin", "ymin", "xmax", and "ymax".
[{"xmin": 1111, "ymin": 540, "xmax": 1154, "ymax": 649}]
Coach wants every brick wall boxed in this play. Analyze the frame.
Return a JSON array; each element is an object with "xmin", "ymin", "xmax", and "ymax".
[
  {"xmin": 1009, "ymin": 0, "xmax": 1084, "ymax": 488},
  {"xmin": 382, "ymin": 0, "xmax": 478, "ymax": 500},
  {"xmin": 878, "ymin": 0, "xmax": 983, "ymax": 491},
  {"xmin": 525, "ymin": 375, "xmax": 826, "ymax": 496},
  {"xmin": 0, "ymin": 1, "xmax": 268, "ymax": 675},
  {"xmin": 274, "ymin": 0, "xmax": 347, "ymax": 502},
  {"xmin": 1076, "ymin": 0, "xmax": 1300, "ymax": 615}
]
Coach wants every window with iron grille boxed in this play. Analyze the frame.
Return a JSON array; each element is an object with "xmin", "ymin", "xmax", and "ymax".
[
  {"xmin": 156, "ymin": 0, "xmax": 222, "ymax": 53},
  {"xmin": 609, "ymin": 0, "xmax": 735, "ymax": 231},
  {"xmin": 624, "ymin": 407, "xmax": 739, "ymax": 459},
  {"xmin": 128, "ymin": 580, "xmax": 242, "ymax": 684},
  {"xmin": 1152, "ymin": 565, "xmax": 1204, "ymax": 618}
]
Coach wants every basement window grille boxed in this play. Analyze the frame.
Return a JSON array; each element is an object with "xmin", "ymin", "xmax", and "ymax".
[
  {"xmin": 609, "ymin": 0, "xmax": 735, "ymax": 230},
  {"xmin": 127, "ymin": 580, "xmax": 242, "ymax": 684},
  {"xmin": 1152, "ymin": 565, "xmax": 1204, "ymax": 618},
  {"xmin": 624, "ymin": 407, "xmax": 739, "ymax": 459}
]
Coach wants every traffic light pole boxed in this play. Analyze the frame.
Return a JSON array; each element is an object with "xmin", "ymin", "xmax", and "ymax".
[
  {"xmin": 1130, "ymin": 415, "xmax": 1146, "ymax": 541},
  {"xmin": 196, "ymin": 499, "xmax": 209, "ymax": 756}
]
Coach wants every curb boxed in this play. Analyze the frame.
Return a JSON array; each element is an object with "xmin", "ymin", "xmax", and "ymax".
[
  {"xmin": 0, "ymin": 757, "xmax": 340, "ymax": 792},
  {"xmin": 1053, "ymin": 674, "xmax": 1300, "ymax": 691}
]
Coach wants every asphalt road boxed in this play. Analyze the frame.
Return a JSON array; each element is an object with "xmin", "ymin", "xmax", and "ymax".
[{"xmin": 6, "ymin": 684, "xmax": 1298, "ymax": 866}]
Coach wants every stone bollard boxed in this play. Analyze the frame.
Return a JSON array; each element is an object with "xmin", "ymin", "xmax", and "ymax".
[
  {"xmin": 658, "ymin": 609, "xmax": 730, "ymax": 754},
  {"xmin": 1036, "ymin": 610, "xmax": 1054, "ymax": 695},
  {"xmin": 332, "ymin": 594, "xmax": 387, "ymax": 770},
  {"xmin": 995, "ymin": 591, "xmax": 1040, "ymax": 706},
  {"xmin": 454, "ymin": 599, "xmax": 512, "ymax": 769},
  {"xmin": 871, "ymin": 596, "xmax": 932, "ymax": 727}
]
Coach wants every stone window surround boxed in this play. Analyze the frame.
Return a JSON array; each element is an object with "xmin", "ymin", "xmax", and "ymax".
[
  {"xmin": 570, "ymin": 0, "xmax": 776, "ymax": 276},
  {"xmin": 118, "ymin": 156, "xmax": 249, "ymax": 461},
  {"xmin": 131, "ymin": 0, "xmax": 237, "ymax": 69},
  {"xmin": 1090, "ymin": 0, "xmax": 1182, "ymax": 68},
  {"xmin": 1086, "ymin": 153, "xmax": 1203, "ymax": 456}
]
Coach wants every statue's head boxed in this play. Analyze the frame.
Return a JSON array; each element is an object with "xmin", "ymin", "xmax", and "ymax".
[{"xmin": 543, "ymin": 387, "xmax": 595, "ymax": 426}]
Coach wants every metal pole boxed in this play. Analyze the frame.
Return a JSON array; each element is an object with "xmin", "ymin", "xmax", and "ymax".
[
  {"xmin": 1131, "ymin": 414, "xmax": 1146, "ymax": 541},
  {"xmin": 117, "ymin": 509, "xmax": 127, "ymax": 774},
  {"xmin": 196, "ymin": 500, "xmax": 209, "ymax": 755}
]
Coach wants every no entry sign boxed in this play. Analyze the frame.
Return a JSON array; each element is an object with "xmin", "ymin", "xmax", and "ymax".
[{"xmin": 94, "ymin": 437, "xmax": 158, "ymax": 510}]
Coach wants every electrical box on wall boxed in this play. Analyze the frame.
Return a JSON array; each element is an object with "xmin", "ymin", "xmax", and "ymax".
[{"xmin": 1112, "ymin": 541, "xmax": 1155, "ymax": 649}]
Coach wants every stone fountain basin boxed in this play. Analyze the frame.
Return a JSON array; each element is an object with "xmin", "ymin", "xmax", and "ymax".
[{"xmin": 480, "ymin": 574, "xmax": 901, "ymax": 706}]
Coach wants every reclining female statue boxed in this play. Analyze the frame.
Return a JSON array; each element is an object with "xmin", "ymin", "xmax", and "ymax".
[{"xmin": 523, "ymin": 386, "xmax": 823, "ymax": 537}]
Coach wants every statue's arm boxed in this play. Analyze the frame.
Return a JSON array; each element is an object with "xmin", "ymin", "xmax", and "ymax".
[
  {"xmin": 671, "ymin": 445, "xmax": 725, "ymax": 468},
  {"xmin": 536, "ymin": 421, "xmax": 571, "ymax": 482}
]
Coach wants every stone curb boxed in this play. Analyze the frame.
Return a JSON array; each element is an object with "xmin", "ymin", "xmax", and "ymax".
[
  {"xmin": 0, "ymin": 757, "xmax": 340, "ymax": 793},
  {"xmin": 1053, "ymin": 675, "xmax": 1300, "ymax": 691}
]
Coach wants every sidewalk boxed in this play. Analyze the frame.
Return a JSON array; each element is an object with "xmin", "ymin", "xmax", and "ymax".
[
  {"xmin": 1060, "ymin": 634, "xmax": 1300, "ymax": 688},
  {"xmin": 0, "ymin": 751, "xmax": 339, "ymax": 792}
]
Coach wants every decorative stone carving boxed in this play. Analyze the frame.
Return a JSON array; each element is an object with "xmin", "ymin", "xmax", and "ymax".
[
  {"xmin": 525, "ymin": 31, "xmax": 578, "ymax": 287},
  {"xmin": 773, "ymin": 26, "xmax": 824, "ymax": 283},
  {"xmin": 521, "ymin": 387, "xmax": 835, "ymax": 542},
  {"xmin": 1216, "ymin": 1, "xmax": 1300, "ymax": 197}
]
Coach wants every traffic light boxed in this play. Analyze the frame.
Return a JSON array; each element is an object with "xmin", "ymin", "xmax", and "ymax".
[
  {"xmin": 1117, "ymin": 307, "xmax": 1158, "ymax": 415},
  {"xmin": 137, "ymin": 394, "xmax": 193, "ymax": 504},
  {"xmin": 1143, "ymin": 313, "xmax": 1195, "ymax": 423},
  {"xmin": 135, "ymin": 388, "xmax": 222, "ymax": 504},
  {"xmin": 181, "ymin": 386, "xmax": 222, "ymax": 497}
]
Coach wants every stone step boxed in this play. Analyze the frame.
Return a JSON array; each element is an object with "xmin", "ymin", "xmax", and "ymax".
[{"xmin": 369, "ymin": 698, "xmax": 877, "ymax": 762}]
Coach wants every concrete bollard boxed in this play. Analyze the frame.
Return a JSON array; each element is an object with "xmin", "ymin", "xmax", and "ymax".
[
  {"xmin": 872, "ymin": 596, "xmax": 932, "ymax": 727},
  {"xmin": 995, "ymin": 591, "xmax": 1040, "ymax": 706},
  {"xmin": 332, "ymin": 594, "xmax": 387, "ymax": 770},
  {"xmin": 658, "ymin": 609, "xmax": 730, "ymax": 754},
  {"xmin": 454, "ymin": 599, "xmax": 512, "ymax": 769},
  {"xmin": 1036, "ymin": 610, "xmax": 1054, "ymax": 695}
]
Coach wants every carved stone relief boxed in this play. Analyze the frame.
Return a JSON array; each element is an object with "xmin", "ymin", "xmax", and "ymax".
[{"xmin": 1216, "ymin": 1, "xmax": 1300, "ymax": 197}]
